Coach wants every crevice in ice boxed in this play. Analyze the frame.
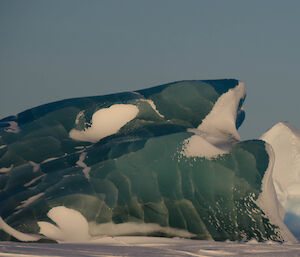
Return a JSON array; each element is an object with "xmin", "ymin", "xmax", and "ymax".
[
  {"xmin": 69, "ymin": 104, "xmax": 139, "ymax": 143},
  {"xmin": 182, "ymin": 82, "xmax": 246, "ymax": 159},
  {"xmin": 76, "ymin": 152, "xmax": 91, "ymax": 180}
]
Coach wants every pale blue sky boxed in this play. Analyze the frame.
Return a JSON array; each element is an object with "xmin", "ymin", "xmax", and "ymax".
[{"xmin": 1, "ymin": 0, "xmax": 300, "ymax": 139}]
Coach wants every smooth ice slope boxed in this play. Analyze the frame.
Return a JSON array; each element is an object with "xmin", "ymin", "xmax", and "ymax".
[
  {"xmin": 256, "ymin": 144, "xmax": 296, "ymax": 242},
  {"xmin": 261, "ymin": 122, "xmax": 300, "ymax": 213},
  {"xmin": 261, "ymin": 122, "xmax": 300, "ymax": 240}
]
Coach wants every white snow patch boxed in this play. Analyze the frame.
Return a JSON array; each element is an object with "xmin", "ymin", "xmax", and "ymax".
[
  {"xmin": 69, "ymin": 104, "xmax": 139, "ymax": 143},
  {"xmin": 256, "ymin": 143, "xmax": 297, "ymax": 243},
  {"xmin": 182, "ymin": 133, "xmax": 228, "ymax": 158},
  {"xmin": 4, "ymin": 121, "xmax": 20, "ymax": 134},
  {"xmin": 74, "ymin": 146, "xmax": 85, "ymax": 149},
  {"xmin": 24, "ymin": 175, "xmax": 46, "ymax": 187},
  {"xmin": 0, "ymin": 145, "xmax": 7, "ymax": 149},
  {"xmin": 0, "ymin": 164, "xmax": 13, "ymax": 173},
  {"xmin": 0, "ymin": 217, "xmax": 41, "ymax": 242},
  {"xmin": 182, "ymin": 82, "xmax": 245, "ymax": 158},
  {"xmin": 38, "ymin": 206, "xmax": 91, "ymax": 243},
  {"xmin": 198, "ymin": 81, "xmax": 245, "ymax": 140},
  {"xmin": 29, "ymin": 161, "xmax": 40, "ymax": 172},
  {"xmin": 41, "ymin": 157, "xmax": 60, "ymax": 164},
  {"xmin": 76, "ymin": 152, "xmax": 91, "ymax": 180}
]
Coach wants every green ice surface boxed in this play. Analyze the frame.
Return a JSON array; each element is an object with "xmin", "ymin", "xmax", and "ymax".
[{"xmin": 0, "ymin": 80, "xmax": 279, "ymax": 242}]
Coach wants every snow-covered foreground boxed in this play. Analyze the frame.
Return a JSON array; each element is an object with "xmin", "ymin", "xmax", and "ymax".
[{"xmin": 0, "ymin": 237, "xmax": 300, "ymax": 257}]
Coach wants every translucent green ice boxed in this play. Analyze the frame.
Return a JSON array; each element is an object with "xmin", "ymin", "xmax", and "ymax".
[{"xmin": 0, "ymin": 80, "xmax": 285, "ymax": 242}]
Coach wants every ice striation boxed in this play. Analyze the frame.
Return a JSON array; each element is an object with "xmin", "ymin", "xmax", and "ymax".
[{"xmin": 0, "ymin": 79, "xmax": 296, "ymax": 243}]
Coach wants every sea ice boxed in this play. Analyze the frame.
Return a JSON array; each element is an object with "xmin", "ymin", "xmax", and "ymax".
[{"xmin": 0, "ymin": 237, "xmax": 300, "ymax": 257}]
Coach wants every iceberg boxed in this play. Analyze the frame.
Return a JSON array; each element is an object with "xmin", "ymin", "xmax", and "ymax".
[
  {"xmin": 261, "ymin": 122, "xmax": 300, "ymax": 240},
  {"xmin": 0, "ymin": 79, "xmax": 296, "ymax": 243}
]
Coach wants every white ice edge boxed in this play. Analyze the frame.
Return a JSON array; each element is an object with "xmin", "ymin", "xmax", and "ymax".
[
  {"xmin": 69, "ymin": 104, "xmax": 139, "ymax": 143},
  {"xmin": 260, "ymin": 122, "xmax": 300, "ymax": 215},
  {"xmin": 256, "ymin": 143, "xmax": 297, "ymax": 243},
  {"xmin": 197, "ymin": 81, "xmax": 245, "ymax": 140},
  {"xmin": 182, "ymin": 81, "xmax": 245, "ymax": 158}
]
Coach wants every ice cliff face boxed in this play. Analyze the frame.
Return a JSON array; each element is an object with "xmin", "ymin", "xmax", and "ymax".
[
  {"xmin": 0, "ymin": 79, "xmax": 295, "ymax": 243},
  {"xmin": 261, "ymin": 122, "xmax": 300, "ymax": 240}
]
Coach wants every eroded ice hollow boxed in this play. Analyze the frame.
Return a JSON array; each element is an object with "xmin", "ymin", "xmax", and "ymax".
[{"xmin": 0, "ymin": 79, "xmax": 296, "ymax": 243}]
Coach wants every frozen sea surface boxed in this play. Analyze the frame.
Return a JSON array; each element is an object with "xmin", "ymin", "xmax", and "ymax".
[{"xmin": 0, "ymin": 237, "xmax": 300, "ymax": 257}]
